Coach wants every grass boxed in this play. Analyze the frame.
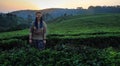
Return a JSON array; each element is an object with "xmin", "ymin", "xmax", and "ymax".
[
  {"xmin": 0, "ymin": 13, "xmax": 120, "ymax": 39},
  {"xmin": 48, "ymin": 13, "xmax": 120, "ymax": 34},
  {"xmin": 0, "ymin": 29, "xmax": 29, "ymax": 39}
]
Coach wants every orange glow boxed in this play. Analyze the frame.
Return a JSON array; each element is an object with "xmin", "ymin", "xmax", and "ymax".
[
  {"xmin": 0, "ymin": 0, "xmax": 120, "ymax": 13},
  {"xmin": 0, "ymin": 0, "xmax": 39, "ymax": 12}
]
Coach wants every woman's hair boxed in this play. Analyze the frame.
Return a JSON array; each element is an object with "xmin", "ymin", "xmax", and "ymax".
[
  {"xmin": 34, "ymin": 11, "xmax": 43, "ymax": 29},
  {"xmin": 35, "ymin": 11, "xmax": 42, "ymax": 15}
]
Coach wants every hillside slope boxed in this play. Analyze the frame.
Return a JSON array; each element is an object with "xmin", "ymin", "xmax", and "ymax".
[
  {"xmin": 0, "ymin": 13, "xmax": 29, "ymax": 32},
  {"xmin": 0, "ymin": 14, "xmax": 120, "ymax": 39},
  {"xmin": 47, "ymin": 14, "xmax": 120, "ymax": 38}
]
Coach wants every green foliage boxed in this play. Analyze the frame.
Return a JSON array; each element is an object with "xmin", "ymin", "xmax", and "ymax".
[
  {"xmin": 0, "ymin": 13, "xmax": 29, "ymax": 32},
  {"xmin": 48, "ymin": 14, "xmax": 120, "ymax": 35},
  {"xmin": 0, "ymin": 39, "xmax": 27, "ymax": 50},
  {"xmin": 0, "ymin": 45, "xmax": 120, "ymax": 66},
  {"xmin": 0, "ymin": 29, "xmax": 29, "ymax": 40},
  {"xmin": 0, "ymin": 14, "xmax": 120, "ymax": 66}
]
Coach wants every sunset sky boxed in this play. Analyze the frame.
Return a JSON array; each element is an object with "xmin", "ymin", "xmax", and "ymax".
[{"xmin": 0, "ymin": 0, "xmax": 120, "ymax": 13}]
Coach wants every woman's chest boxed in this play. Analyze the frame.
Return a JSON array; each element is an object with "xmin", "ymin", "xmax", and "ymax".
[{"xmin": 33, "ymin": 28, "xmax": 44, "ymax": 35}]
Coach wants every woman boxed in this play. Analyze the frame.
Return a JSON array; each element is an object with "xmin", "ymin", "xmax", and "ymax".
[{"xmin": 29, "ymin": 11, "xmax": 47, "ymax": 50}]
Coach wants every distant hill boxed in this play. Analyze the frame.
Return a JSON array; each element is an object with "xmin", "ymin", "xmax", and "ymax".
[
  {"xmin": 11, "ymin": 8, "xmax": 80, "ymax": 21},
  {"xmin": 10, "ymin": 6, "xmax": 120, "ymax": 22},
  {"xmin": 0, "ymin": 5, "xmax": 120, "ymax": 32}
]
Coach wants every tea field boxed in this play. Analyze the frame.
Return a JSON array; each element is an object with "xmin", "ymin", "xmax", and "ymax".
[{"xmin": 0, "ymin": 13, "xmax": 120, "ymax": 66}]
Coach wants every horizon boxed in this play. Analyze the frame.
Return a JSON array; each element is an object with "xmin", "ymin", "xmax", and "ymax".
[{"xmin": 0, "ymin": 0, "xmax": 120, "ymax": 13}]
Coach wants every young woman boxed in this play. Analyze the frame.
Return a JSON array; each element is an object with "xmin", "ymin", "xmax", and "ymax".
[{"xmin": 29, "ymin": 11, "xmax": 47, "ymax": 50}]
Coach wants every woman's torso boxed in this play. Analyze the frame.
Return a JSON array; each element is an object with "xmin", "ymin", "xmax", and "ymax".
[{"xmin": 32, "ymin": 22, "xmax": 44, "ymax": 40}]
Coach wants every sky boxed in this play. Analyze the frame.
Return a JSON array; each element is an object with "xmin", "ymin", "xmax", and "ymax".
[{"xmin": 0, "ymin": 0, "xmax": 120, "ymax": 13}]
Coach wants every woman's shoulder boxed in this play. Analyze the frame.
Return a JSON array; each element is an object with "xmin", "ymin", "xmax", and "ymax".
[
  {"xmin": 43, "ymin": 21, "xmax": 47, "ymax": 27},
  {"xmin": 43, "ymin": 21, "xmax": 47, "ymax": 24},
  {"xmin": 43, "ymin": 20, "xmax": 46, "ymax": 23}
]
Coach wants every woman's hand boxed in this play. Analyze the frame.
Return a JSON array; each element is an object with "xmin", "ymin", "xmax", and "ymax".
[
  {"xmin": 34, "ymin": 27, "xmax": 37, "ymax": 30},
  {"xmin": 43, "ymin": 40, "xmax": 46, "ymax": 44},
  {"xmin": 29, "ymin": 39, "xmax": 32, "ymax": 44}
]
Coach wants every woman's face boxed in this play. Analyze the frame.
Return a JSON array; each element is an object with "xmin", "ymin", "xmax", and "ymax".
[{"xmin": 36, "ymin": 13, "xmax": 42, "ymax": 19}]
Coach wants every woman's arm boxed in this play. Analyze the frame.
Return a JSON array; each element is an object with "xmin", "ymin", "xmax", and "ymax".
[
  {"xmin": 29, "ymin": 22, "xmax": 34, "ymax": 43},
  {"xmin": 43, "ymin": 21, "xmax": 47, "ymax": 40},
  {"xmin": 29, "ymin": 29, "xmax": 33, "ymax": 40},
  {"xmin": 29, "ymin": 28, "xmax": 33, "ymax": 44}
]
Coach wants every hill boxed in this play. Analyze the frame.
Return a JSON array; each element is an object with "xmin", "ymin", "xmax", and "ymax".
[
  {"xmin": 48, "ymin": 13, "xmax": 120, "ymax": 38},
  {"xmin": 10, "ymin": 5, "xmax": 120, "ymax": 21},
  {"xmin": 0, "ymin": 13, "xmax": 120, "ymax": 39},
  {"xmin": 0, "ymin": 13, "xmax": 29, "ymax": 32}
]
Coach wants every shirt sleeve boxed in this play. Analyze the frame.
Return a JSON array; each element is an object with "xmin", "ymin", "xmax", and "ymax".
[
  {"xmin": 43, "ymin": 21, "xmax": 47, "ymax": 33},
  {"xmin": 43, "ymin": 21, "xmax": 47, "ymax": 39}
]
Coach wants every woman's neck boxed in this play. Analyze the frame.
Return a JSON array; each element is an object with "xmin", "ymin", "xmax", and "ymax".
[
  {"xmin": 37, "ymin": 19, "xmax": 40, "ymax": 22},
  {"xmin": 37, "ymin": 18, "xmax": 41, "ymax": 22}
]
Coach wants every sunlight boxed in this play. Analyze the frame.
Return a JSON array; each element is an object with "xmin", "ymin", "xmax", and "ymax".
[{"xmin": 0, "ymin": 0, "xmax": 120, "ymax": 12}]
